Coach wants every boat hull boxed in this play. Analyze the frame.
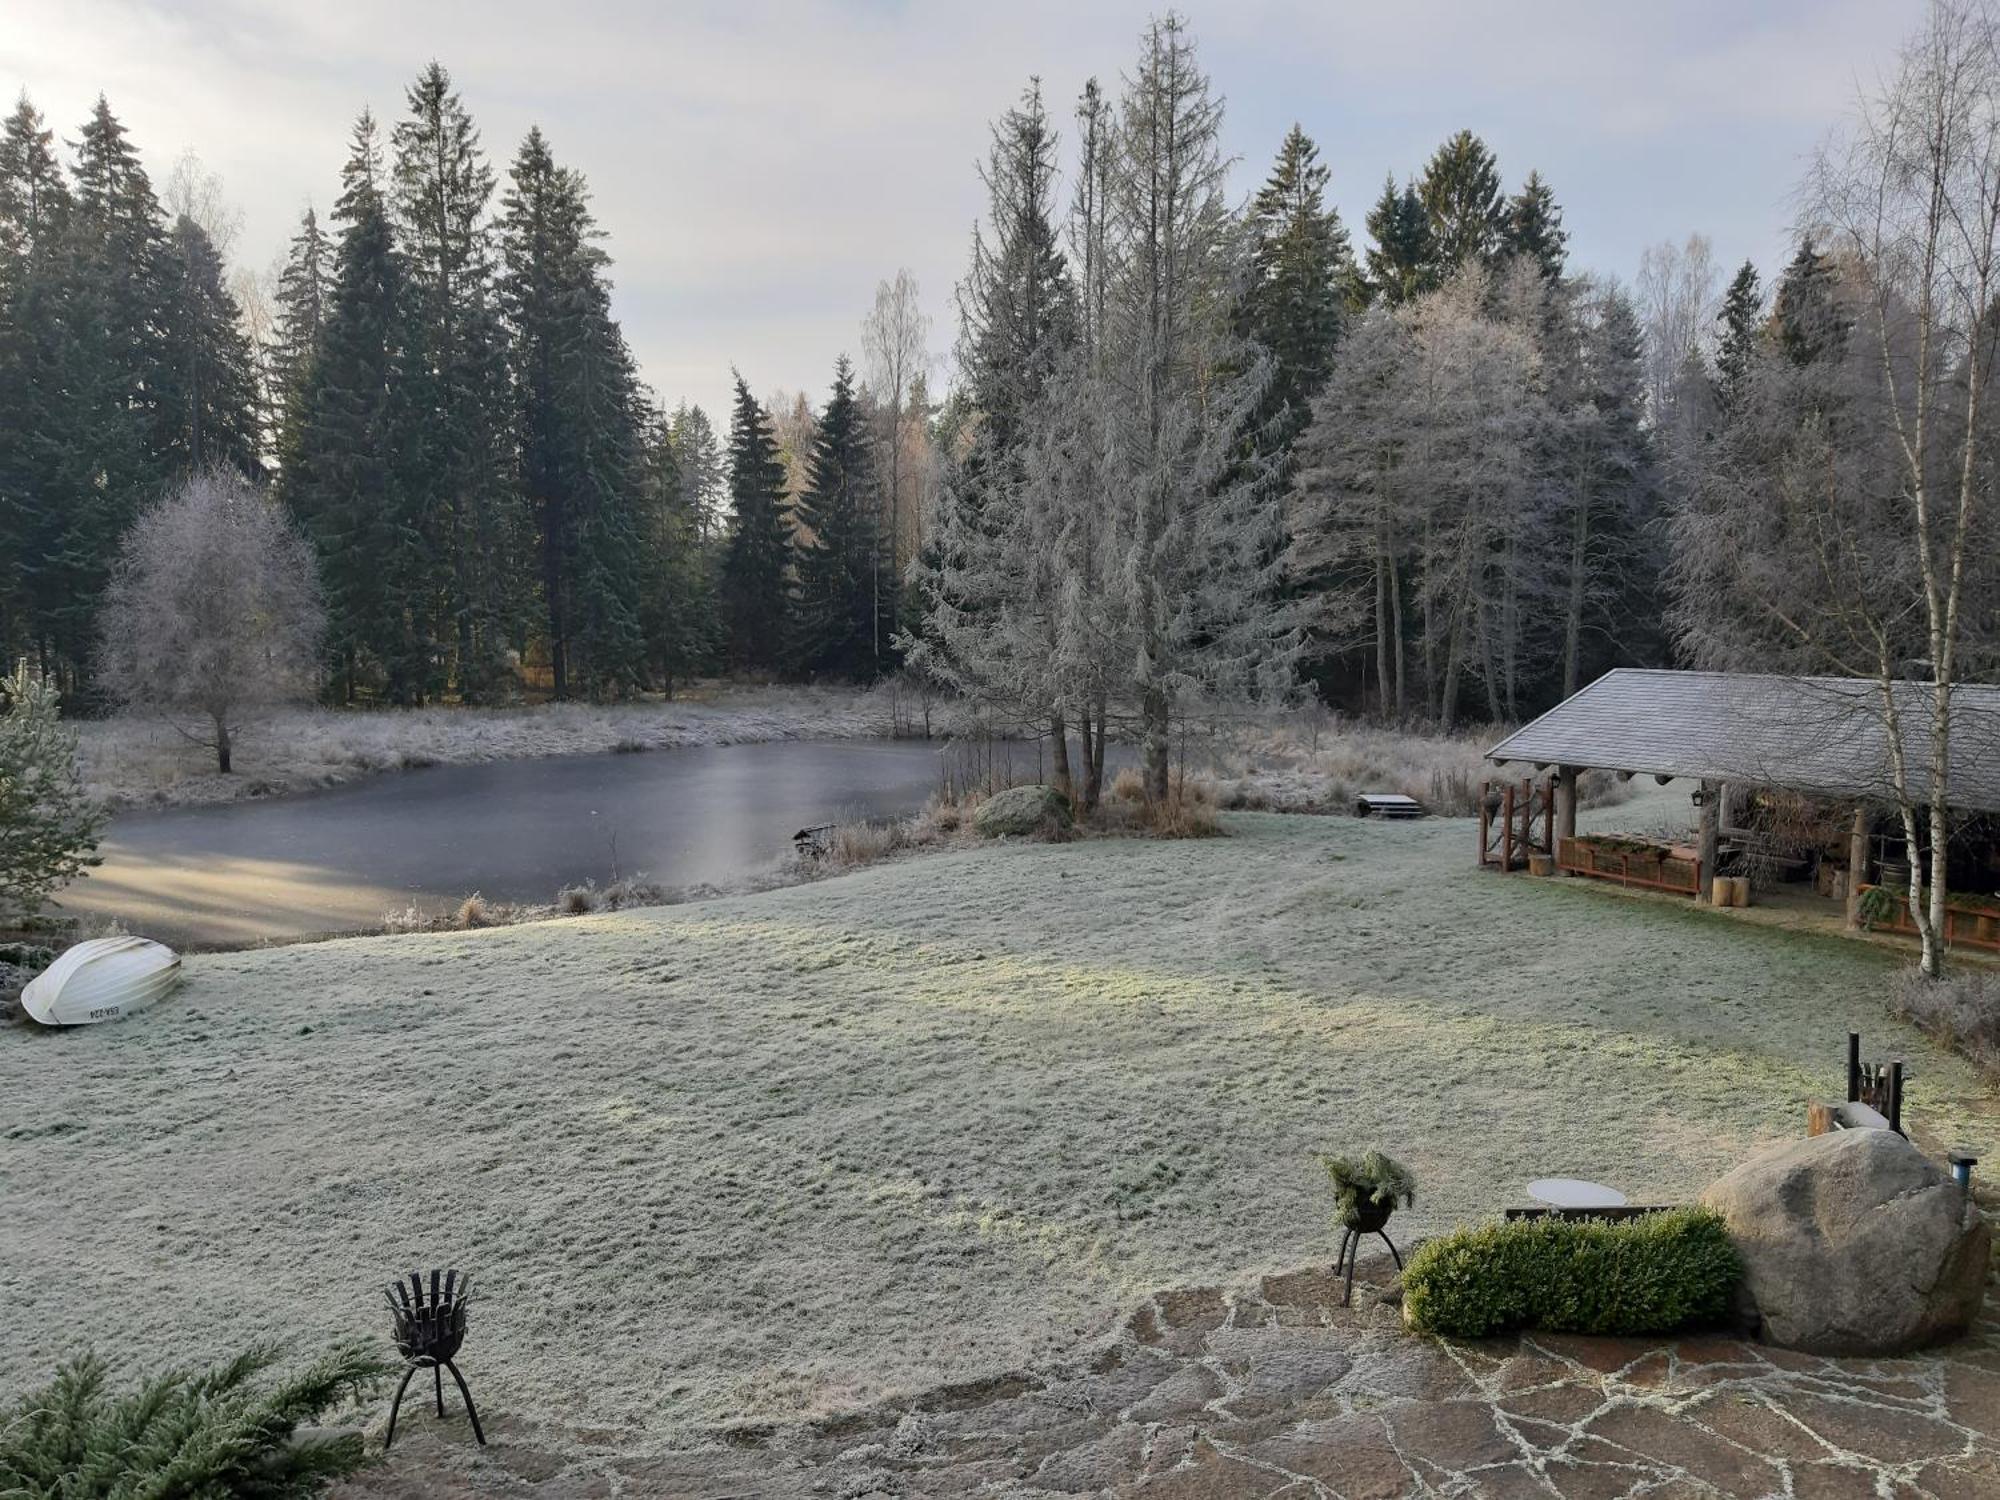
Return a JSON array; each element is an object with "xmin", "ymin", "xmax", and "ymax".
[{"xmin": 20, "ymin": 937, "xmax": 182, "ymax": 1026}]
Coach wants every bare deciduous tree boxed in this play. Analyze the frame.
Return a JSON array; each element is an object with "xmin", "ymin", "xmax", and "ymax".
[
  {"xmin": 97, "ymin": 471, "xmax": 325, "ymax": 774},
  {"xmin": 1636, "ymin": 232, "xmax": 1717, "ymax": 426},
  {"xmin": 862, "ymin": 268, "xmax": 932, "ymax": 667}
]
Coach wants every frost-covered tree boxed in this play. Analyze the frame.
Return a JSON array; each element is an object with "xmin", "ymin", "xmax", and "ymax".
[
  {"xmin": 1636, "ymin": 233, "xmax": 1717, "ymax": 426},
  {"xmin": 861, "ymin": 268, "xmax": 930, "ymax": 660},
  {"xmin": 1289, "ymin": 266, "xmax": 1553, "ymax": 726},
  {"xmin": 97, "ymin": 471, "xmax": 325, "ymax": 774},
  {"xmin": 1103, "ymin": 14, "xmax": 1299, "ymax": 794},
  {"xmin": 1713, "ymin": 259, "xmax": 1763, "ymax": 409},
  {"xmin": 0, "ymin": 660, "xmax": 102, "ymax": 921},
  {"xmin": 1287, "ymin": 307, "xmax": 1419, "ymax": 714}
]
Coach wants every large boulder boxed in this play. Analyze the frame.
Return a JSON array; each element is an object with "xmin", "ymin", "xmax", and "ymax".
[
  {"xmin": 1699, "ymin": 1129, "xmax": 1990, "ymax": 1354},
  {"xmin": 972, "ymin": 784, "xmax": 1073, "ymax": 838}
]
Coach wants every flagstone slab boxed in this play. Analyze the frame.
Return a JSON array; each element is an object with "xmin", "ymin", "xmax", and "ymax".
[{"xmin": 335, "ymin": 1254, "xmax": 2000, "ymax": 1498}]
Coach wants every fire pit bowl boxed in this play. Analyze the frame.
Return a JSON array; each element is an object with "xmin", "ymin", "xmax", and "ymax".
[{"xmin": 382, "ymin": 1269, "xmax": 485, "ymax": 1448}]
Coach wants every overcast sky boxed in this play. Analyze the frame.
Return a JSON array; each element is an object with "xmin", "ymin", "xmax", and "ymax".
[{"xmin": 6, "ymin": 0, "xmax": 1924, "ymax": 424}]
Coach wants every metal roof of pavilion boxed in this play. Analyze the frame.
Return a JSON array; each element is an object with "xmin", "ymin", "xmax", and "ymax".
[{"xmin": 1484, "ymin": 669, "xmax": 2000, "ymax": 813}]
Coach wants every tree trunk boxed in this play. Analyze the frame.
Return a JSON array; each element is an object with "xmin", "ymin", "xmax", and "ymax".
[
  {"xmin": 1143, "ymin": 681, "xmax": 1170, "ymax": 802},
  {"xmin": 1085, "ymin": 698, "xmax": 1107, "ymax": 814},
  {"xmin": 1564, "ymin": 499, "xmax": 1588, "ymax": 699},
  {"xmin": 1374, "ymin": 551, "xmax": 1391, "ymax": 718},
  {"xmin": 1050, "ymin": 710, "xmax": 1072, "ymax": 802},
  {"xmin": 214, "ymin": 715, "xmax": 232, "ymax": 775},
  {"xmin": 1388, "ymin": 552, "xmax": 1406, "ymax": 718}
]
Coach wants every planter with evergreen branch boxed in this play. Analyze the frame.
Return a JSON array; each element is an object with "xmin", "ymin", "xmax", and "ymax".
[{"xmin": 1318, "ymin": 1150, "xmax": 1416, "ymax": 1304}]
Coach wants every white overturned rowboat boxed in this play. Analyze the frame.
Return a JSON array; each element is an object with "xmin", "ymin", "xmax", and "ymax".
[{"xmin": 21, "ymin": 936, "xmax": 182, "ymax": 1027}]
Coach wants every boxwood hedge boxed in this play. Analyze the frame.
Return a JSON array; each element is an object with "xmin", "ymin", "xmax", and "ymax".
[{"xmin": 1401, "ymin": 1207, "xmax": 1740, "ymax": 1339}]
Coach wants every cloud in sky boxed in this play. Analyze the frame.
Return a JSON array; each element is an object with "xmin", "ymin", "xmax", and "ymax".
[{"xmin": 5, "ymin": 0, "xmax": 1922, "ymax": 424}]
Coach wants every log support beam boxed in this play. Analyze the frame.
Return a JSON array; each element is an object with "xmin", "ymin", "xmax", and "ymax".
[
  {"xmin": 1697, "ymin": 779, "xmax": 1720, "ymax": 900},
  {"xmin": 1846, "ymin": 804, "xmax": 1871, "ymax": 931}
]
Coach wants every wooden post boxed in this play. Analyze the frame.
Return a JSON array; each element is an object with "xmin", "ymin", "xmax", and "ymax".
[
  {"xmin": 1502, "ymin": 781, "xmax": 1517, "ymax": 871},
  {"xmin": 1554, "ymin": 766, "xmax": 1578, "ymax": 865},
  {"xmin": 1697, "ymin": 780, "xmax": 1719, "ymax": 902},
  {"xmin": 1845, "ymin": 804, "xmax": 1870, "ymax": 931},
  {"xmin": 1847, "ymin": 1032, "xmax": 1861, "ymax": 1104}
]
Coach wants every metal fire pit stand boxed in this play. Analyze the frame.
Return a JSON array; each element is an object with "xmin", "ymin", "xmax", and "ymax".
[{"xmin": 383, "ymin": 1269, "xmax": 486, "ymax": 1449}]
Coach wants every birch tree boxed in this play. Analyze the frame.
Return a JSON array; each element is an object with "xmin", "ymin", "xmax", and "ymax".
[
  {"xmin": 1636, "ymin": 233, "xmax": 1718, "ymax": 426},
  {"xmin": 861, "ymin": 268, "xmax": 930, "ymax": 665},
  {"xmin": 1670, "ymin": 0, "xmax": 2000, "ymax": 976}
]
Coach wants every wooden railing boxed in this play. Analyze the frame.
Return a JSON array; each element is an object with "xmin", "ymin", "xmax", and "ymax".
[
  {"xmin": 1557, "ymin": 836, "xmax": 1703, "ymax": 897},
  {"xmin": 1855, "ymin": 884, "xmax": 2000, "ymax": 953}
]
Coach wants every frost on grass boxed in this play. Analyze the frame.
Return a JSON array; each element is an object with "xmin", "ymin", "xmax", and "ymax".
[
  {"xmin": 75, "ymin": 682, "xmax": 940, "ymax": 811},
  {"xmin": 2, "ymin": 789, "xmax": 1991, "ymax": 1453}
]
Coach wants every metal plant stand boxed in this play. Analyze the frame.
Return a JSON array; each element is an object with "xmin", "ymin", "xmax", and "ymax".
[
  {"xmin": 1334, "ymin": 1206, "xmax": 1402, "ymax": 1307},
  {"xmin": 383, "ymin": 1269, "xmax": 485, "ymax": 1449}
]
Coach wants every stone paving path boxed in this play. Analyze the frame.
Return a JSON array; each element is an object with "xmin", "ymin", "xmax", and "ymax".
[{"xmin": 334, "ymin": 1257, "xmax": 2000, "ymax": 1498}]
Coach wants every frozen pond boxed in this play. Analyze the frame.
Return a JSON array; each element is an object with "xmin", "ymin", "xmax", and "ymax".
[{"xmin": 62, "ymin": 737, "xmax": 1060, "ymax": 947}]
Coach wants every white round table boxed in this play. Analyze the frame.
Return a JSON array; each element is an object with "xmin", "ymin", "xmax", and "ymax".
[{"xmin": 1526, "ymin": 1178, "xmax": 1628, "ymax": 1209}]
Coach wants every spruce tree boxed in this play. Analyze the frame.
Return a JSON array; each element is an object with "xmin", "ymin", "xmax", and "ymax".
[
  {"xmin": 790, "ymin": 358, "xmax": 878, "ymax": 678},
  {"xmin": 391, "ymin": 62, "xmax": 525, "ymax": 699},
  {"xmin": 498, "ymin": 125, "xmax": 648, "ymax": 699},
  {"xmin": 1714, "ymin": 259, "xmax": 1762, "ymax": 409},
  {"xmin": 288, "ymin": 112, "xmax": 421, "ymax": 702},
  {"xmin": 0, "ymin": 96, "xmax": 72, "ymax": 671},
  {"xmin": 1240, "ymin": 124, "xmax": 1355, "ymax": 455},
  {"xmin": 156, "ymin": 213, "xmax": 259, "ymax": 476},
  {"xmin": 1504, "ymin": 171, "xmax": 1567, "ymax": 283},
  {"xmin": 939, "ymin": 77, "xmax": 1075, "ymax": 606},
  {"xmin": 1773, "ymin": 240, "xmax": 1842, "ymax": 366},
  {"xmin": 43, "ymin": 97, "xmax": 170, "ymax": 690},
  {"xmin": 718, "ymin": 375, "xmax": 792, "ymax": 673},
  {"xmin": 669, "ymin": 402, "xmax": 726, "ymax": 543},
  {"xmin": 1416, "ymin": 129, "xmax": 1506, "ymax": 280},
  {"xmin": 269, "ymin": 207, "xmax": 333, "ymax": 482},
  {"xmin": 638, "ymin": 407, "xmax": 715, "ymax": 693},
  {"xmin": 957, "ymin": 80, "xmax": 1074, "ymax": 456},
  {"xmin": 1363, "ymin": 176, "xmax": 1432, "ymax": 306}
]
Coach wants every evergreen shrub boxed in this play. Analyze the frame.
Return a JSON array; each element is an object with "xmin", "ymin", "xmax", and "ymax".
[{"xmin": 1401, "ymin": 1208, "xmax": 1740, "ymax": 1339}]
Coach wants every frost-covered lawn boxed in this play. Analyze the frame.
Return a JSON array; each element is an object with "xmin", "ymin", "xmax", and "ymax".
[
  {"xmin": 4, "ymin": 792, "xmax": 1993, "ymax": 1450},
  {"xmin": 76, "ymin": 682, "xmax": 924, "ymax": 810}
]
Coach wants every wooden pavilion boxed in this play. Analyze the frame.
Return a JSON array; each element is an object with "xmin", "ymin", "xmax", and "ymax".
[{"xmin": 1483, "ymin": 669, "xmax": 2000, "ymax": 941}]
